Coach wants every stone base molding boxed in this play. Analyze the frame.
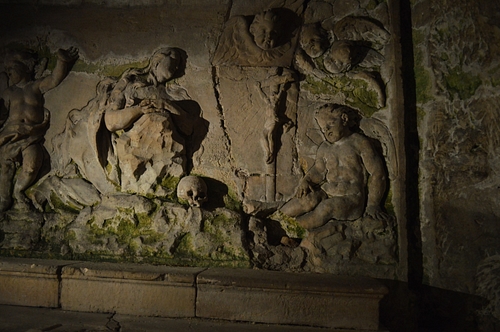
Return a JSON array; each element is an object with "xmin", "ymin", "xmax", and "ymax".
[{"xmin": 0, "ymin": 257, "xmax": 388, "ymax": 331}]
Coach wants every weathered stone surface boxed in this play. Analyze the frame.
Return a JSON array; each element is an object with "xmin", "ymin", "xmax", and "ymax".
[
  {"xmin": 0, "ymin": 0, "xmax": 406, "ymax": 282},
  {"xmin": 196, "ymin": 268, "xmax": 387, "ymax": 329},
  {"xmin": 0, "ymin": 257, "xmax": 76, "ymax": 307},
  {"xmin": 61, "ymin": 262, "xmax": 204, "ymax": 317},
  {"xmin": 413, "ymin": 0, "xmax": 500, "ymax": 309}
]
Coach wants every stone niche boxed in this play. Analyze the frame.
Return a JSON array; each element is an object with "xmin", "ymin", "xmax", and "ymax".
[{"xmin": 0, "ymin": 0, "xmax": 406, "ymax": 281}]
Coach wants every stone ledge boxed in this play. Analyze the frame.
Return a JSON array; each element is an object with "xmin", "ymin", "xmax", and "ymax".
[
  {"xmin": 0, "ymin": 258, "xmax": 388, "ymax": 330},
  {"xmin": 196, "ymin": 268, "xmax": 387, "ymax": 330},
  {"xmin": 0, "ymin": 257, "xmax": 78, "ymax": 307},
  {"xmin": 61, "ymin": 262, "xmax": 205, "ymax": 317}
]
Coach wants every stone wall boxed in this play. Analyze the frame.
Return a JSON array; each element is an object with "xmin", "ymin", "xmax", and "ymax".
[{"xmin": 413, "ymin": 0, "xmax": 500, "ymax": 326}]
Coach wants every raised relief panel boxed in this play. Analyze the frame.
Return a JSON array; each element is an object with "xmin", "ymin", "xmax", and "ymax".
[
  {"xmin": 0, "ymin": 0, "xmax": 406, "ymax": 280},
  {"xmin": 214, "ymin": 0, "xmax": 405, "ymax": 278}
]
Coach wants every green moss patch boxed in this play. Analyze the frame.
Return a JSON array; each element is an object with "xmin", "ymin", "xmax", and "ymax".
[{"xmin": 444, "ymin": 66, "xmax": 482, "ymax": 100}]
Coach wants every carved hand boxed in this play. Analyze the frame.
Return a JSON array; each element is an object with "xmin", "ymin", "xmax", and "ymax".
[
  {"xmin": 57, "ymin": 47, "xmax": 79, "ymax": 63},
  {"xmin": 140, "ymin": 99, "xmax": 163, "ymax": 113},
  {"xmin": 296, "ymin": 180, "xmax": 313, "ymax": 198},
  {"xmin": 364, "ymin": 205, "xmax": 389, "ymax": 221}
]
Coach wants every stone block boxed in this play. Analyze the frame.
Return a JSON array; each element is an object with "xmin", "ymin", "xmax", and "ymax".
[
  {"xmin": 60, "ymin": 262, "xmax": 204, "ymax": 317},
  {"xmin": 0, "ymin": 257, "xmax": 76, "ymax": 307},
  {"xmin": 196, "ymin": 268, "xmax": 388, "ymax": 330}
]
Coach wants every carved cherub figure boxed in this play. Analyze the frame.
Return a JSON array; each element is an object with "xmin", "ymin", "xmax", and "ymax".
[
  {"xmin": 279, "ymin": 103, "xmax": 389, "ymax": 229},
  {"xmin": 299, "ymin": 23, "xmax": 329, "ymax": 59},
  {"xmin": 0, "ymin": 47, "xmax": 78, "ymax": 212},
  {"xmin": 212, "ymin": 8, "xmax": 299, "ymax": 67}
]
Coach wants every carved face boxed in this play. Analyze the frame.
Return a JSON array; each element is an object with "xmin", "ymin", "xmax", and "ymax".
[
  {"xmin": 324, "ymin": 41, "xmax": 355, "ymax": 74},
  {"xmin": 150, "ymin": 49, "xmax": 180, "ymax": 83},
  {"xmin": 5, "ymin": 60, "xmax": 30, "ymax": 85},
  {"xmin": 177, "ymin": 176, "xmax": 208, "ymax": 207},
  {"xmin": 4, "ymin": 50, "xmax": 36, "ymax": 86},
  {"xmin": 300, "ymin": 25, "xmax": 329, "ymax": 58},
  {"xmin": 250, "ymin": 11, "xmax": 280, "ymax": 50},
  {"xmin": 315, "ymin": 108, "xmax": 349, "ymax": 143}
]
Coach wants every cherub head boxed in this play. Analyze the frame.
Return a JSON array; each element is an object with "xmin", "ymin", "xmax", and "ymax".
[
  {"xmin": 147, "ymin": 47, "xmax": 181, "ymax": 85},
  {"xmin": 315, "ymin": 104, "xmax": 359, "ymax": 143},
  {"xmin": 4, "ymin": 49, "xmax": 38, "ymax": 85},
  {"xmin": 249, "ymin": 9, "xmax": 282, "ymax": 50},
  {"xmin": 324, "ymin": 40, "xmax": 363, "ymax": 74},
  {"xmin": 299, "ymin": 24, "xmax": 329, "ymax": 58}
]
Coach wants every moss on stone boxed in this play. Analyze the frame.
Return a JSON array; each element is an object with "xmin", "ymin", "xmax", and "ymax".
[
  {"xmin": 303, "ymin": 75, "xmax": 379, "ymax": 116},
  {"xmin": 72, "ymin": 59, "xmax": 148, "ymax": 77},
  {"xmin": 85, "ymin": 208, "xmax": 164, "ymax": 251},
  {"xmin": 384, "ymin": 188, "xmax": 395, "ymax": 216},
  {"xmin": 413, "ymin": 31, "xmax": 433, "ymax": 104},
  {"xmin": 174, "ymin": 233, "xmax": 197, "ymax": 257},
  {"xmin": 270, "ymin": 210, "xmax": 307, "ymax": 239},
  {"xmin": 416, "ymin": 106, "xmax": 426, "ymax": 125},
  {"xmin": 444, "ymin": 66, "xmax": 482, "ymax": 100},
  {"xmin": 223, "ymin": 189, "xmax": 242, "ymax": 212},
  {"xmin": 48, "ymin": 192, "xmax": 81, "ymax": 214},
  {"xmin": 487, "ymin": 65, "xmax": 500, "ymax": 87},
  {"xmin": 158, "ymin": 176, "xmax": 180, "ymax": 201}
]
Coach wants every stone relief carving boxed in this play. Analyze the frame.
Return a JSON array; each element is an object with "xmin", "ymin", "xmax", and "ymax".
[
  {"xmin": 243, "ymin": 104, "xmax": 396, "ymax": 270},
  {"xmin": 51, "ymin": 47, "xmax": 206, "ymax": 199},
  {"xmin": 0, "ymin": 0, "xmax": 402, "ymax": 278},
  {"xmin": 213, "ymin": 7, "xmax": 302, "ymax": 203},
  {"xmin": 295, "ymin": 16, "xmax": 389, "ymax": 111},
  {"xmin": 212, "ymin": 8, "xmax": 301, "ymax": 67},
  {"xmin": 283, "ymin": 104, "xmax": 388, "ymax": 226},
  {"xmin": 0, "ymin": 47, "xmax": 78, "ymax": 212}
]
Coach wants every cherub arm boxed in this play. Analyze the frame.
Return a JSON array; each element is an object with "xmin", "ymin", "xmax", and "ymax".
[
  {"xmin": 296, "ymin": 145, "xmax": 327, "ymax": 197},
  {"xmin": 359, "ymin": 137, "xmax": 388, "ymax": 219},
  {"xmin": 38, "ymin": 47, "xmax": 79, "ymax": 94}
]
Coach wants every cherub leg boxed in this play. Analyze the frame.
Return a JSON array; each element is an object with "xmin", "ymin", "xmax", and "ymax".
[
  {"xmin": 13, "ymin": 143, "xmax": 44, "ymax": 205},
  {"xmin": 296, "ymin": 195, "xmax": 364, "ymax": 229},
  {"xmin": 280, "ymin": 190, "xmax": 327, "ymax": 218},
  {"xmin": 295, "ymin": 197, "xmax": 338, "ymax": 229}
]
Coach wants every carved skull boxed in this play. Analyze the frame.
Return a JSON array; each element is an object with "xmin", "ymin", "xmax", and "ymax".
[{"xmin": 177, "ymin": 176, "xmax": 208, "ymax": 207}]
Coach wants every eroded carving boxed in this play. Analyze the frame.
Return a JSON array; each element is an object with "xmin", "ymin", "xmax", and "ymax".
[
  {"xmin": 245, "ymin": 104, "xmax": 389, "ymax": 226},
  {"xmin": 212, "ymin": 8, "xmax": 300, "ymax": 67},
  {"xmin": 0, "ymin": 47, "xmax": 78, "ymax": 212},
  {"xmin": 280, "ymin": 104, "xmax": 389, "ymax": 227},
  {"xmin": 295, "ymin": 16, "xmax": 389, "ymax": 111},
  {"xmin": 213, "ymin": 7, "xmax": 301, "ymax": 202},
  {"xmin": 53, "ymin": 47, "xmax": 204, "ymax": 198}
]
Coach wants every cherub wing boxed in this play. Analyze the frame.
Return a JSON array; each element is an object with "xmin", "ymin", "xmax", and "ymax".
[
  {"xmin": 359, "ymin": 116, "xmax": 398, "ymax": 179},
  {"xmin": 334, "ymin": 16, "xmax": 390, "ymax": 48},
  {"xmin": 212, "ymin": 16, "xmax": 251, "ymax": 66}
]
